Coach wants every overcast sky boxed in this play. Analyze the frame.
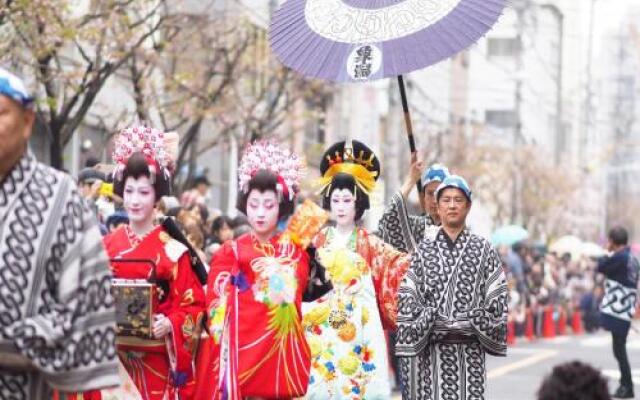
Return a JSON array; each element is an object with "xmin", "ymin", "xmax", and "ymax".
[{"xmin": 597, "ymin": 0, "xmax": 640, "ymax": 30}]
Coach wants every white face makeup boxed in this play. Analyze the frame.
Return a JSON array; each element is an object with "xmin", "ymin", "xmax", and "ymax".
[
  {"xmin": 246, "ymin": 189, "xmax": 279, "ymax": 239},
  {"xmin": 330, "ymin": 188, "xmax": 357, "ymax": 229},
  {"xmin": 123, "ymin": 176, "xmax": 156, "ymax": 225}
]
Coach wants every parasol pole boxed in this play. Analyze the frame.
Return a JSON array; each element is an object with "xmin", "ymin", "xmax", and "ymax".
[{"xmin": 397, "ymin": 75, "xmax": 422, "ymax": 194}]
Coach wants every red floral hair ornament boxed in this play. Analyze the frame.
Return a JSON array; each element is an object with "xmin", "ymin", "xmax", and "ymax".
[
  {"xmin": 112, "ymin": 124, "xmax": 178, "ymax": 182},
  {"xmin": 238, "ymin": 140, "xmax": 305, "ymax": 201}
]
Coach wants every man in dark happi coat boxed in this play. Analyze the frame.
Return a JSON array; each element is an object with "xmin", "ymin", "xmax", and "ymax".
[
  {"xmin": 377, "ymin": 161, "xmax": 449, "ymax": 253},
  {"xmin": 0, "ymin": 67, "xmax": 119, "ymax": 398},
  {"xmin": 395, "ymin": 175, "xmax": 507, "ymax": 400},
  {"xmin": 597, "ymin": 226, "xmax": 639, "ymax": 399}
]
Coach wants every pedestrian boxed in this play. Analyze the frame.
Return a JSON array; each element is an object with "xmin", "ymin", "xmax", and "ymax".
[
  {"xmin": 156, "ymin": 195, "xmax": 180, "ymax": 218},
  {"xmin": 180, "ymin": 175, "xmax": 211, "ymax": 209},
  {"xmin": 507, "ymin": 241, "xmax": 529, "ymax": 293},
  {"xmin": 210, "ymin": 215, "xmax": 234, "ymax": 245},
  {"xmin": 196, "ymin": 140, "xmax": 331, "ymax": 399},
  {"xmin": 597, "ymin": 226, "xmax": 639, "ymax": 399},
  {"xmin": 377, "ymin": 160, "xmax": 450, "ymax": 253},
  {"xmin": 78, "ymin": 166, "xmax": 106, "ymax": 202},
  {"xmin": 0, "ymin": 67, "xmax": 119, "ymax": 397},
  {"xmin": 105, "ymin": 125, "xmax": 206, "ymax": 399},
  {"xmin": 395, "ymin": 175, "xmax": 508, "ymax": 399},
  {"xmin": 302, "ymin": 140, "xmax": 410, "ymax": 399},
  {"xmin": 537, "ymin": 360, "xmax": 611, "ymax": 400},
  {"xmin": 206, "ymin": 215, "xmax": 234, "ymax": 259},
  {"xmin": 105, "ymin": 209, "xmax": 129, "ymax": 233}
]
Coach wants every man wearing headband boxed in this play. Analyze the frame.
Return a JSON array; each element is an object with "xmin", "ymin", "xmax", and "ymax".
[
  {"xmin": 395, "ymin": 175, "xmax": 508, "ymax": 400},
  {"xmin": 0, "ymin": 67, "xmax": 119, "ymax": 398},
  {"xmin": 377, "ymin": 160, "xmax": 449, "ymax": 253}
]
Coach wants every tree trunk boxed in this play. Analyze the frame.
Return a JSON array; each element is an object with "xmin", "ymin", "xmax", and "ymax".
[
  {"xmin": 49, "ymin": 124, "xmax": 63, "ymax": 170},
  {"xmin": 173, "ymin": 118, "xmax": 203, "ymax": 193},
  {"xmin": 184, "ymin": 125, "xmax": 200, "ymax": 193}
]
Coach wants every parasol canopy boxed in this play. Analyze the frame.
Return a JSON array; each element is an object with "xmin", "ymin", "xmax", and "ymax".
[
  {"xmin": 270, "ymin": 0, "xmax": 507, "ymax": 82},
  {"xmin": 579, "ymin": 241, "xmax": 607, "ymax": 258},
  {"xmin": 549, "ymin": 235, "xmax": 586, "ymax": 260},
  {"xmin": 491, "ymin": 224, "xmax": 529, "ymax": 247}
]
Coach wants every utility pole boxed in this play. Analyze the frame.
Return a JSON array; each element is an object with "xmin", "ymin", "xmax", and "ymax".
[
  {"xmin": 583, "ymin": 0, "xmax": 597, "ymax": 168},
  {"xmin": 511, "ymin": 0, "xmax": 528, "ymax": 224},
  {"xmin": 541, "ymin": 4, "xmax": 564, "ymax": 166}
]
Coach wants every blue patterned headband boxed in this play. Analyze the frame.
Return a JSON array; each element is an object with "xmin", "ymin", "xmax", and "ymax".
[
  {"xmin": 435, "ymin": 175, "xmax": 472, "ymax": 202},
  {"xmin": 421, "ymin": 163, "xmax": 450, "ymax": 189},
  {"xmin": 0, "ymin": 67, "xmax": 34, "ymax": 109}
]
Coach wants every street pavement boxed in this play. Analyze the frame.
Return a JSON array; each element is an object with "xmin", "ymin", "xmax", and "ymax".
[{"xmin": 392, "ymin": 325, "xmax": 640, "ymax": 399}]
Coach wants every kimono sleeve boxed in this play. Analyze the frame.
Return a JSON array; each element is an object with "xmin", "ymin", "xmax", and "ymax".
[
  {"xmin": 165, "ymin": 249, "xmax": 207, "ymax": 391},
  {"xmin": 302, "ymin": 245, "xmax": 333, "ymax": 302},
  {"xmin": 468, "ymin": 246, "xmax": 508, "ymax": 357},
  {"xmin": 368, "ymin": 234, "xmax": 410, "ymax": 330},
  {"xmin": 4, "ymin": 186, "xmax": 120, "ymax": 392},
  {"xmin": 193, "ymin": 243, "xmax": 237, "ymax": 399},
  {"xmin": 166, "ymin": 249, "xmax": 207, "ymax": 343},
  {"xmin": 206, "ymin": 242, "xmax": 237, "ymax": 344},
  {"xmin": 394, "ymin": 248, "xmax": 439, "ymax": 357},
  {"xmin": 376, "ymin": 191, "xmax": 423, "ymax": 253},
  {"xmin": 597, "ymin": 252, "xmax": 625, "ymax": 277}
]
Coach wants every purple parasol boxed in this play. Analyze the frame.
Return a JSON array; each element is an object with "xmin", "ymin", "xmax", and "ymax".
[
  {"xmin": 269, "ymin": 0, "xmax": 507, "ymax": 188},
  {"xmin": 270, "ymin": 0, "xmax": 507, "ymax": 82}
]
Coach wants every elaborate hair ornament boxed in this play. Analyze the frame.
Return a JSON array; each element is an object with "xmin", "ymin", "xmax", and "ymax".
[
  {"xmin": 112, "ymin": 124, "xmax": 176, "ymax": 182},
  {"xmin": 317, "ymin": 142, "xmax": 378, "ymax": 196},
  {"xmin": 237, "ymin": 140, "xmax": 306, "ymax": 201}
]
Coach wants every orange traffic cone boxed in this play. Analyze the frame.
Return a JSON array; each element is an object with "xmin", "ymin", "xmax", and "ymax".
[
  {"xmin": 572, "ymin": 310, "xmax": 584, "ymax": 335},
  {"xmin": 525, "ymin": 308, "xmax": 535, "ymax": 341},
  {"xmin": 557, "ymin": 308, "xmax": 567, "ymax": 335},
  {"xmin": 507, "ymin": 319, "xmax": 516, "ymax": 346},
  {"xmin": 542, "ymin": 305, "xmax": 556, "ymax": 338}
]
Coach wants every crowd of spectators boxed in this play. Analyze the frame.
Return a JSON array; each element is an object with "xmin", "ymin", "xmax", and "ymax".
[{"xmin": 501, "ymin": 241, "xmax": 605, "ymax": 337}]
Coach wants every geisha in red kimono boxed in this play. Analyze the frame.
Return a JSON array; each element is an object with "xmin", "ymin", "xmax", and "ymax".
[
  {"xmin": 101, "ymin": 125, "xmax": 205, "ymax": 400},
  {"xmin": 195, "ymin": 140, "xmax": 331, "ymax": 400}
]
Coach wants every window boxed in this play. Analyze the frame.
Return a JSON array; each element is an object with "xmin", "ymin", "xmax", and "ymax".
[
  {"xmin": 485, "ymin": 110, "xmax": 517, "ymax": 128},
  {"xmin": 487, "ymin": 38, "xmax": 520, "ymax": 58}
]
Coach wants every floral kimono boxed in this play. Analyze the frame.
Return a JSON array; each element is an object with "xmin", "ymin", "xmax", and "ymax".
[
  {"xmin": 104, "ymin": 225, "xmax": 206, "ymax": 399},
  {"xmin": 302, "ymin": 227, "xmax": 410, "ymax": 399},
  {"xmin": 197, "ymin": 232, "xmax": 312, "ymax": 400}
]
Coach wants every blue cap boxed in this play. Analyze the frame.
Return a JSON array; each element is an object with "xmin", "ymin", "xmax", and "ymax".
[
  {"xmin": 0, "ymin": 67, "xmax": 34, "ymax": 109},
  {"xmin": 421, "ymin": 163, "xmax": 450, "ymax": 189},
  {"xmin": 435, "ymin": 175, "xmax": 472, "ymax": 202},
  {"xmin": 106, "ymin": 210, "xmax": 129, "ymax": 227}
]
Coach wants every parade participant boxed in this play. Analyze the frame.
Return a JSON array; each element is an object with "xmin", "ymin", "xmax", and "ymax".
[
  {"xmin": 0, "ymin": 67, "xmax": 120, "ymax": 398},
  {"xmin": 104, "ymin": 125, "xmax": 206, "ymax": 399},
  {"xmin": 303, "ymin": 140, "xmax": 410, "ymax": 399},
  {"xmin": 395, "ymin": 175, "xmax": 508, "ymax": 400},
  {"xmin": 377, "ymin": 160, "xmax": 450, "ymax": 253},
  {"xmin": 597, "ymin": 226, "xmax": 639, "ymax": 399},
  {"xmin": 198, "ymin": 140, "xmax": 330, "ymax": 400}
]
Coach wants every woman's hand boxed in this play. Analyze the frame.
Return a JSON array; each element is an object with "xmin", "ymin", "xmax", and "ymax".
[{"xmin": 153, "ymin": 314, "xmax": 172, "ymax": 339}]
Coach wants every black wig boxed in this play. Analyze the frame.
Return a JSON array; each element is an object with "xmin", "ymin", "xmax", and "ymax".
[
  {"xmin": 319, "ymin": 140, "xmax": 380, "ymax": 222},
  {"xmin": 236, "ymin": 169, "xmax": 295, "ymax": 222},
  {"xmin": 113, "ymin": 152, "xmax": 171, "ymax": 201}
]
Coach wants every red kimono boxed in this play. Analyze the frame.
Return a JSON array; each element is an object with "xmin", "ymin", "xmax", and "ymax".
[
  {"xmin": 104, "ymin": 225, "xmax": 206, "ymax": 399},
  {"xmin": 196, "ymin": 233, "xmax": 311, "ymax": 399}
]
